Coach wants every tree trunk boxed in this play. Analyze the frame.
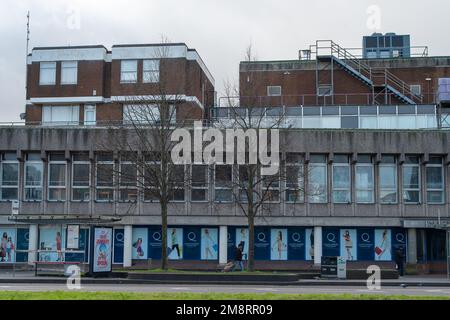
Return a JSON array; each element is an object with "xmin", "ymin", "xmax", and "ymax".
[
  {"xmin": 247, "ymin": 212, "xmax": 255, "ymax": 272},
  {"xmin": 160, "ymin": 200, "xmax": 168, "ymax": 270}
]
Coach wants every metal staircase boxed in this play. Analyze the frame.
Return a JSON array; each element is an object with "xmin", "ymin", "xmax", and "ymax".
[{"xmin": 310, "ymin": 40, "xmax": 423, "ymax": 105}]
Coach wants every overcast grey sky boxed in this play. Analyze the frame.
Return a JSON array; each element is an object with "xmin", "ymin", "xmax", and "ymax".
[{"xmin": 0, "ymin": 0, "xmax": 449, "ymax": 122}]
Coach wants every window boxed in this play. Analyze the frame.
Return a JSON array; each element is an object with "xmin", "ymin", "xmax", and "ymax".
[
  {"xmin": 285, "ymin": 153, "xmax": 304, "ymax": 203},
  {"xmin": 120, "ymin": 60, "xmax": 138, "ymax": 83},
  {"xmin": 267, "ymin": 86, "xmax": 281, "ymax": 97},
  {"xmin": 119, "ymin": 154, "xmax": 138, "ymax": 202},
  {"xmin": 84, "ymin": 105, "xmax": 96, "ymax": 126},
  {"xmin": 96, "ymin": 153, "xmax": 114, "ymax": 202},
  {"xmin": 169, "ymin": 165, "xmax": 185, "ymax": 202},
  {"xmin": 61, "ymin": 61, "xmax": 78, "ymax": 85},
  {"xmin": 410, "ymin": 85, "xmax": 422, "ymax": 96},
  {"xmin": 379, "ymin": 155, "xmax": 398, "ymax": 204},
  {"xmin": 356, "ymin": 155, "xmax": 374, "ymax": 203},
  {"xmin": 0, "ymin": 153, "xmax": 19, "ymax": 201},
  {"xmin": 332, "ymin": 155, "xmax": 351, "ymax": 203},
  {"xmin": 426, "ymin": 156, "xmax": 444, "ymax": 204},
  {"xmin": 39, "ymin": 62, "xmax": 56, "ymax": 85},
  {"xmin": 143, "ymin": 152, "xmax": 160, "ymax": 202},
  {"xmin": 191, "ymin": 165, "xmax": 208, "ymax": 202},
  {"xmin": 318, "ymin": 85, "xmax": 333, "ymax": 96},
  {"xmin": 72, "ymin": 153, "xmax": 90, "ymax": 201},
  {"xmin": 48, "ymin": 153, "xmax": 66, "ymax": 201},
  {"xmin": 403, "ymin": 156, "xmax": 421, "ymax": 204},
  {"xmin": 308, "ymin": 155, "xmax": 327, "ymax": 203},
  {"xmin": 42, "ymin": 105, "xmax": 79, "ymax": 125},
  {"xmin": 215, "ymin": 165, "xmax": 233, "ymax": 202},
  {"xmin": 143, "ymin": 59, "xmax": 160, "ymax": 83},
  {"xmin": 263, "ymin": 170, "xmax": 280, "ymax": 203},
  {"xmin": 123, "ymin": 104, "xmax": 176, "ymax": 124},
  {"xmin": 24, "ymin": 153, "xmax": 43, "ymax": 201}
]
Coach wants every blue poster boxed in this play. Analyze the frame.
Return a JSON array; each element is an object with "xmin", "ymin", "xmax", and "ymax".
[
  {"xmin": 340, "ymin": 229, "xmax": 357, "ymax": 261},
  {"xmin": 305, "ymin": 228, "xmax": 314, "ymax": 261},
  {"xmin": 38, "ymin": 226, "xmax": 66, "ymax": 262},
  {"xmin": 288, "ymin": 228, "xmax": 305, "ymax": 261},
  {"xmin": 357, "ymin": 228, "xmax": 374, "ymax": 261},
  {"xmin": 183, "ymin": 227, "xmax": 200, "ymax": 260},
  {"xmin": 113, "ymin": 229, "xmax": 124, "ymax": 264},
  {"xmin": 392, "ymin": 228, "xmax": 407, "ymax": 257},
  {"xmin": 374, "ymin": 229, "xmax": 392, "ymax": 261},
  {"xmin": 16, "ymin": 228, "xmax": 29, "ymax": 263},
  {"xmin": 65, "ymin": 228, "xmax": 89, "ymax": 262},
  {"xmin": 132, "ymin": 228, "xmax": 148, "ymax": 260},
  {"xmin": 271, "ymin": 228, "xmax": 288, "ymax": 260},
  {"xmin": 235, "ymin": 227, "xmax": 249, "ymax": 261},
  {"xmin": 254, "ymin": 227, "xmax": 270, "ymax": 260},
  {"xmin": 148, "ymin": 227, "xmax": 162, "ymax": 259},
  {"xmin": 0, "ymin": 228, "xmax": 17, "ymax": 263},
  {"xmin": 168, "ymin": 228, "xmax": 183, "ymax": 260},
  {"xmin": 227, "ymin": 227, "xmax": 236, "ymax": 261},
  {"xmin": 201, "ymin": 228, "xmax": 218, "ymax": 260},
  {"xmin": 322, "ymin": 228, "xmax": 340, "ymax": 257}
]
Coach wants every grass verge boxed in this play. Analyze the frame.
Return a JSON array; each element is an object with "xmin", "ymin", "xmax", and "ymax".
[{"xmin": 0, "ymin": 291, "xmax": 448, "ymax": 300}]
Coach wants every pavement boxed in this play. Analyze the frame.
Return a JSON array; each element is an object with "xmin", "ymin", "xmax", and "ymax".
[{"xmin": 0, "ymin": 271, "xmax": 449, "ymax": 287}]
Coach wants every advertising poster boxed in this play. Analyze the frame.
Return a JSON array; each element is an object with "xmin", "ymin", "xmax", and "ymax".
[
  {"xmin": 65, "ymin": 228, "xmax": 89, "ymax": 263},
  {"xmin": 184, "ymin": 227, "xmax": 201, "ymax": 260},
  {"xmin": 227, "ymin": 227, "xmax": 236, "ymax": 261},
  {"xmin": 0, "ymin": 228, "xmax": 16, "ymax": 263},
  {"xmin": 38, "ymin": 226, "xmax": 65, "ymax": 262},
  {"xmin": 357, "ymin": 228, "xmax": 375, "ymax": 261},
  {"xmin": 322, "ymin": 228, "xmax": 340, "ymax": 257},
  {"xmin": 340, "ymin": 229, "xmax": 357, "ymax": 261},
  {"xmin": 305, "ymin": 228, "xmax": 314, "ymax": 261},
  {"xmin": 132, "ymin": 228, "xmax": 148, "ymax": 260},
  {"xmin": 288, "ymin": 228, "xmax": 305, "ymax": 261},
  {"xmin": 66, "ymin": 225, "xmax": 80, "ymax": 250},
  {"xmin": 254, "ymin": 227, "xmax": 270, "ymax": 260},
  {"xmin": 167, "ymin": 228, "xmax": 183, "ymax": 260},
  {"xmin": 235, "ymin": 227, "xmax": 249, "ymax": 261},
  {"xmin": 374, "ymin": 229, "xmax": 392, "ymax": 261},
  {"xmin": 148, "ymin": 227, "xmax": 162, "ymax": 259},
  {"xmin": 16, "ymin": 228, "xmax": 29, "ymax": 263},
  {"xmin": 270, "ymin": 228, "xmax": 288, "ymax": 261},
  {"xmin": 92, "ymin": 227, "xmax": 112, "ymax": 273},
  {"xmin": 201, "ymin": 228, "xmax": 218, "ymax": 260},
  {"xmin": 392, "ymin": 228, "xmax": 407, "ymax": 258},
  {"xmin": 113, "ymin": 229, "xmax": 124, "ymax": 264}
]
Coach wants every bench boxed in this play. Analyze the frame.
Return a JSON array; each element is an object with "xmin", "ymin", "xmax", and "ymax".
[{"xmin": 34, "ymin": 261, "xmax": 81, "ymax": 276}]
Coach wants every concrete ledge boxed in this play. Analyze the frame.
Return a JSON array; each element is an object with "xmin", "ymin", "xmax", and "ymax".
[{"xmin": 127, "ymin": 272, "xmax": 300, "ymax": 282}]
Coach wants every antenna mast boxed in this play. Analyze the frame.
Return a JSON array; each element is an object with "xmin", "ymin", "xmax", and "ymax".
[{"xmin": 26, "ymin": 11, "xmax": 30, "ymax": 56}]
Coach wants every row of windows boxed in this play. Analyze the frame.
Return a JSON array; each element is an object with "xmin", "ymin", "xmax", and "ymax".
[
  {"xmin": 0, "ymin": 153, "xmax": 446, "ymax": 204},
  {"xmin": 121, "ymin": 60, "xmax": 160, "ymax": 84},
  {"xmin": 39, "ymin": 61, "xmax": 78, "ymax": 86},
  {"xmin": 38, "ymin": 59, "xmax": 161, "ymax": 86},
  {"xmin": 266, "ymin": 85, "xmax": 422, "ymax": 97}
]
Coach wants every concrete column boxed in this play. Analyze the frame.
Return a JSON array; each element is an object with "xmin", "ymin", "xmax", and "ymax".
[
  {"xmin": 314, "ymin": 226, "xmax": 322, "ymax": 265},
  {"xmin": 219, "ymin": 226, "xmax": 228, "ymax": 265},
  {"xmin": 28, "ymin": 225, "xmax": 38, "ymax": 265},
  {"xmin": 123, "ymin": 226, "xmax": 133, "ymax": 268},
  {"xmin": 407, "ymin": 228, "xmax": 417, "ymax": 264}
]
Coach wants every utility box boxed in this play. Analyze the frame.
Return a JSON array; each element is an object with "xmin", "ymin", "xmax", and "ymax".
[
  {"xmin": 321, "ymin": 256, "xmax": 338, "ymax": 278},
  {"xmin": 337, "ymin": 257, "xmax": 347, "ymax": 279}
]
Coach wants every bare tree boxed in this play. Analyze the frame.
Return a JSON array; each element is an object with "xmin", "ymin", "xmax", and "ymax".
[
  {"xmin": 98, "ymin": 38, "xmax": 198, "ymax": 270},
  {"xmin": 212, "ymin": 44, "xmax": 311, "ymax": 272}
]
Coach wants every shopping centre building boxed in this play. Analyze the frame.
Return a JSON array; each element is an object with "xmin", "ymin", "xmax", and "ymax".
[{"xmin": 1, "ymin": 34, "xmax": 450, "ymax": 273}]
